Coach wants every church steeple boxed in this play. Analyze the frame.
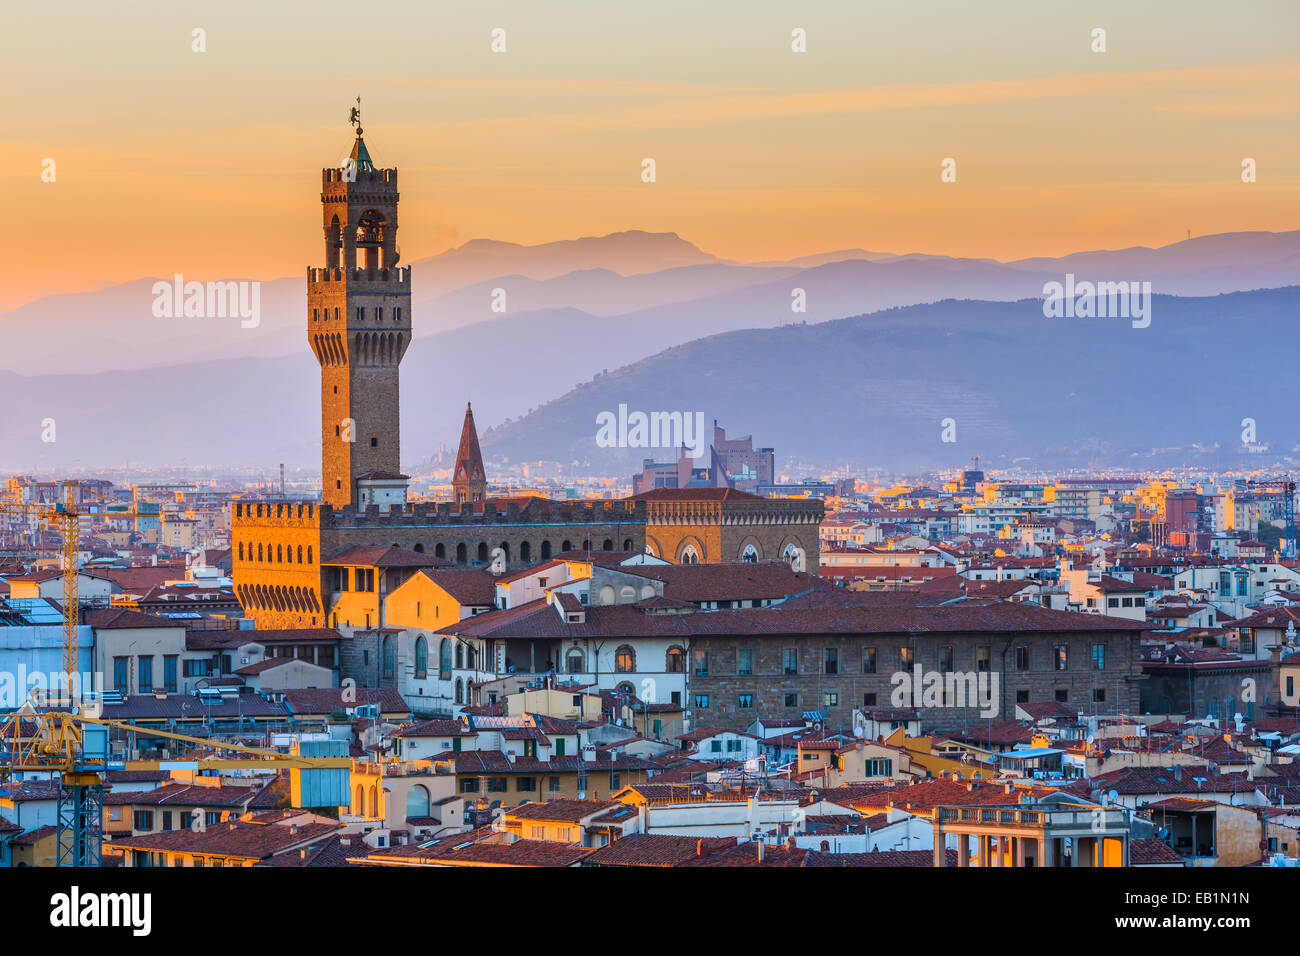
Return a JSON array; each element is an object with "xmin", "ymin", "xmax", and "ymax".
[{"xmin": 453, "ymin": 402, "xmax": 487, "ymax": 505}]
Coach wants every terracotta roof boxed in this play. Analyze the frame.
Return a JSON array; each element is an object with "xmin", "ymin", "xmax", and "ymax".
[
  {"xmin": 108, "ymin": 821, "xmax": 341, "ymax": 860},
  {"xmin": 256, "ymin": 833, "xmax": 373, "ymax": 867},
  {"xmin": 282, "ymin": 687, "xmax": 409, "ymax": 715},
  {"xmin": 84, "ymin": 607, "xmax": 183, "ymax": 629},
  {"xmin": 103, "ymin": 782, "xmax": 277, "ymax": 809},
  {"xmin": 504, "ymin": 799, "xmax": 623, "ymax": 822},
  {"xmin": 418, "ymin": 568, "xmax": 497, "ymax": 605},
  {"xmin": 98, "ymin": 695, "xmax": 290, "ymax": 721},
  {"xmin": 9, "ymin": 824, "xmax": 59, "ymax": 846},
  {"xmin": 1090, "ymin": 766, "xmax": 1258, "ymax": 796},
  {"xmin": 439, "ymin": 595, "xmax": 1146, "ymax": 642},
  {"xmin": 1017, "ymin": 701, "xmax": 1079, "ymax": 721},
  {"xmin": 584, "ymin": 834, "xmax": 737, "ymax": 866},
  {"xmin": 680, "ymin": 841, "xmax": 809, "ymax": 867},
  {"xmin": 398, "ymin": 719, "xmax": 474, "ymax": 739}
]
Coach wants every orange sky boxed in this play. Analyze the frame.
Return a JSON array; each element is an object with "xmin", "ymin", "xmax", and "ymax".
[{"xmin": 4, "ymin": 0, "xmax": 1297, "ymax": 310}]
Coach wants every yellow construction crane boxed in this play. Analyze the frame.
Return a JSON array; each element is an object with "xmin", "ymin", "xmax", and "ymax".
[
  {"xmin": 0, "ymin": 709, "xmax": 352, "ymax": 866},
  {"xmin": 0, "ymin": 488, "xmax": 351, "ymax": 865},
  {"xmin": 0, "ymin": 488, "xmax": 145, "ymax": 686}
]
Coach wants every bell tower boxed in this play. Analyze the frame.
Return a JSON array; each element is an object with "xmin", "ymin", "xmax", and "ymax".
[{"xmin": 308, "ymin": 114, "xmax": 411, "ymax": 509}]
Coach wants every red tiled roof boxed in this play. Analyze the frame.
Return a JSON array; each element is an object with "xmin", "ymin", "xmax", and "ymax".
[
  {"xmin": 418, "ymin": 568, "xmax": 497, "ymax": 605},
  {"xmin": 84, "ymin": 607, "xmax": 183, "ymax": 629},
  {"xmin": 439, "ymin": 595, "xmax": 1147, "ymax": 641},
  {"xmin": 107, "ymin": 821, "xmax": 341, "ymax": 860},
  {"xmin": 503, "ymin": 799, "xmax": 623, "ymax": 822},
  {"xmin": 584, "ymin": 834, "xmax": 737, "ymax": 866}
]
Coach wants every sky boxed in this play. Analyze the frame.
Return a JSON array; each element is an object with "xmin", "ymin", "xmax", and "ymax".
[{"xmin": 2, "ymin": 0, "xmax": 1297, "ymax": 310}]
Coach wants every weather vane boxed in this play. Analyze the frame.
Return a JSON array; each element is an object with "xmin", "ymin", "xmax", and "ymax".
[{"xmin": 349, "ymin": 96, "xmax": 362, "ymax": 135}]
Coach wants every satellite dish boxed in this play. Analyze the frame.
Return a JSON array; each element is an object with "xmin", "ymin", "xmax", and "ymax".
[
  {"xmin": 1106, "ymin": 789, "xmax": 1119, "ymax": 806},
  {"xmin": 577, "ymin": 791, "xmax": 586, "ymax": 800}
]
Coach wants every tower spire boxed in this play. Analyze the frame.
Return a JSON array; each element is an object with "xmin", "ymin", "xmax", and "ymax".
[
  {"xmin": 453, "ymin": 402, "xmax": 488, "ymax": 505},
  {"xmin": 347, "ymin": 96, "xmax": 374, "ymax": 172}
]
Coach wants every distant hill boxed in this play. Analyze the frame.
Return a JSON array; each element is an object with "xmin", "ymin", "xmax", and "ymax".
[
  {"xmin": 6, "ymin": 285, "xmax": 1296, "ymax": 474},
  {"xmin": 480, "ymin": 286, "xmax": 1300, "ymax": 473},
  {"xmin": 5, "ymin": 228, "xmax": 1298, "ymax": 376}
]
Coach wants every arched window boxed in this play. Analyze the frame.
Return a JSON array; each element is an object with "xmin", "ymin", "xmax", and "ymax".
[
  {"xmin": 307, "ymin": 546, "xmax": 313, "ymax": 564},
  {"xmin": 599, "ymin": 585, "xmax": 616, "ymax": 605},
  {"xmin": 615, "ymin": 645, "xmax": 636, "ymax": 673},
  {"xmin": 405, "ymin": 784, "xmax": 430, "ymax": 820},
  {"xmin": 435, "ymin": 543, "xmax": 446, "ymax": 560},
  {"xmin": 237, "ymin": 542, "xmax": 244, "ymax": 561},
  {"xmin": 414, "ymin": 636, "xmax": 428, "ymax": 679},
  {"xmin": 616, "ymin": 681, "xmax": 636, "ymax": 699},
  {"xmin": 582, "ymin": 539, "xmax": 592, "ymax": 551},
  {"xmin": 354, "ymin": 783, "xmax": 364, "ymax": 815},
  {"xmin": 519, "ymin": 541, "xmax": 531, "ymax": 563},
  {"xmin": 562, "ymin": 540, "xmax": 573, "ymax": 552},
  {"xmin": 566, "ymin": 648, "xmax": 584, "ymax": 674},
  {"xmin": 602, "ymin": 539, "xmax": 613, "ymax": 551},
  {"xmin": 619, "ymin": 586, "xmax": 636, "ymax": 603},
  {"xmin": 455, "ymin": 678, "xmax": 464, "ymax": 704},
  {"xmin": 782, "ymin": 543, "xmax": 804, "ymax": 569},
  {"xmin": 680, "ymin": 544, "xmax": 700, "ymax": 565},
  {"xmin": 456, "ymin": 543, "xmax": 467, "ymax": 565},
  {"xmin": 622, "ymin": 538, "xmax": 633, "ymax": 551},
  {"xmin": 381, "ymin": 636, "xmax": 394, "ymax": 679},
  {"xmin": 541, "ymin": 541, "xmax": 552, "ymax": 559},
  {"xmin": 413, "ymin": 543, "xmax": 425, "ymax": 554},
  {"xmin": 741, "ymin": 543, "xmax": 759, "ymax": 563},
  {"xmin": 455, "ymin": 644, "xmax": 464, "ymax": 669},
  {"xmin": 257, "ymin": 543, "xmax": 263, "ymax": 561},
  {"xmin": 477, "ymin": 542, "xmax": 488, "ymax": 564},
  {"xmin": 466, "ymin": 646, "xmax": 475, "ymax": 668},
  {"xmin": 276, "ymin": 544, "xmax": 283, "ymax": 563},
  {"xmin": 439, "ymin": 639, "xmax": 452, "ymax": 680},
  {"xmin": 297, "ymin": 545, "xmax": 304, "ymax": 564},
  {"xmin": 666, "ymin": 646, "xmax": 685, "ymax": 673},
  {"xmin": 368, "ymin": 785, "xmax": 379, "ymax": 818}
]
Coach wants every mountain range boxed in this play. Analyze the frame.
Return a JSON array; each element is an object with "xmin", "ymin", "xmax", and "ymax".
[{"xmin": 2, "ymin": 229, "xmax": 1298, "ymax": 472}]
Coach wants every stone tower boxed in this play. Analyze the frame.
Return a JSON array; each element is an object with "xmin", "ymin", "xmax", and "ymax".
[
  {"xmin": 308, "ymin": 123, "xmax": 411, "ymax": 509},
  {"xmin": 453, "ymin": 402, "xmax": 488, "ymax": 505}
]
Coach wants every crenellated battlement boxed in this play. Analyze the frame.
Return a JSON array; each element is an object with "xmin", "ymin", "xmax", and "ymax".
[
  {"xmin": 322, "ymin": 166, "xmax": 398, "ymax": 187},
  {"xmin": 325, "ymin": 498, "xmax": 648, "ymax": 529},
  {"xmin": 307, "ymin": 265, "xmax": 411, "ymax": 290}
]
